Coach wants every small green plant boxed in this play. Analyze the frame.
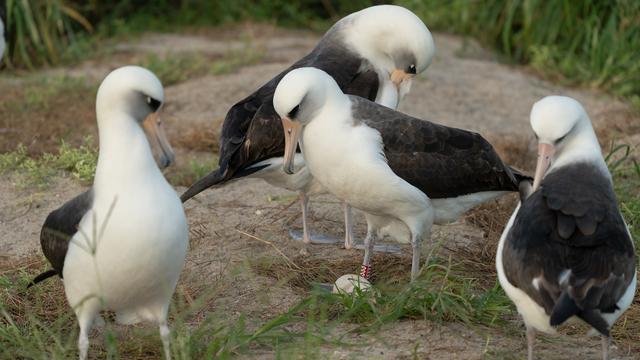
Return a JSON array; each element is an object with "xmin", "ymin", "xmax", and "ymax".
[{"xmin": 0, "ymin": 137, "xmax": 98, "ymax": 187}]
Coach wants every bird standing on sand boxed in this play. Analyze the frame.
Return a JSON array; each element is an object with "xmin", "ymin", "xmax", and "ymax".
[
  {"xmin": 29, "ymin": 66, "xmax": 188, "ymax": 360},
  {"xmin": 180, "ymin": 5, "xmax": 435, "ymax": 249},
  {"xmin": 274, "ymin": 67, "xmax": 529, "ymax": 281},
  {"xmin": 497, "ymin": 96, "xmax": 636, "ymax": 360}
]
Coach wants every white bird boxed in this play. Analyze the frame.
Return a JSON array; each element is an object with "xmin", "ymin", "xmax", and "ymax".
[
  {"xmin": 180, "ymin": 5, "xmax": 435, "ymax": 250},
  {"xmin": 28, "ymin": 66, "xmax": 188, "ymax": 360},
  {"xmin": 496, "ymin": 96, "xmax": 637, "ymax": 360},
  {"xmin": 273, "ymin": 67, "xmax": 529, "ymax": 281}
]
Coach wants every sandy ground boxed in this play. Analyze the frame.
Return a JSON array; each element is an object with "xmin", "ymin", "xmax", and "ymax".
[{"xmin": 1, "ymin": 24, "xmax": 638, "ymax": 359}]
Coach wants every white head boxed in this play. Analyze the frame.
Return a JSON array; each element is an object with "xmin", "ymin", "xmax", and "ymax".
[
  {"xmin": 96, "ymin": 66, "xmax": 174, "ymax": 168},
  {"xmin": 529, "ymin": 96, "xmax": 600, "ymax": 190},
  {"xmin": 338, "ymin": 5, "xmax": 435, "ymax": 101},
  {"xmin": 273, "ymin": 67, "xmax": 345, "ymax": 174}
]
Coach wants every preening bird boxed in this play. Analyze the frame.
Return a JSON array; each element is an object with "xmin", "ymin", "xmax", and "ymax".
[
  {"xmin": 28, "ymin": 66, "xmax": 188, "ymax": 360},
  {"xmin": 180, "ymin": 5, "xmax": 435, "ymax": 249},
  {"xmin": 496, "ymin": 96, "xmax": 637, "ymax": 360},
  {"xmin": 273, "ymin": 67, "xmax": 529, "ymax": 281}
]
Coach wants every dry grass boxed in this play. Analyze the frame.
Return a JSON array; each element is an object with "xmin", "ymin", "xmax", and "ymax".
[
  {"xmin": 0, "ymin": 76, "xmax": 97, "ymax": 155},
  {"xmin": 252, "ymin": 253, "xmax": 412, "ymax": 291},
  {"xmin": 0, "ymin": 256, "xmax": 70, "ymax": 327}
]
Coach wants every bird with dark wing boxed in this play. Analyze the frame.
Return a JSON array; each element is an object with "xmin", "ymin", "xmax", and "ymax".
[
  {"xmin": 180, "ymin": 5, "xmax": 435, "ymax": 249},
  {"xmin": 497, "ymin": 96, "xmax": 636, "ymax": 360}
]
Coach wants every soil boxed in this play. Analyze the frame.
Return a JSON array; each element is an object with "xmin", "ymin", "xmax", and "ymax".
[{"xmin": 0, "ymin": 23, "xmax": 638, "ymax": 359}]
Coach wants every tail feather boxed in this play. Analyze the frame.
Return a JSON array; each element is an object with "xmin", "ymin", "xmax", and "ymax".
[
  {"xmin": 550, "ymin": 292, "xmax": 580, "ymax": 326},
  {"xmin": 27, "ymin": 269, "xmax": 58, "ymax": 288},
  {"xmin": 578, "ymin": 310, "xmax": 610, "ymax": 336},
  {"xmin": 180, "ymin": 167, "xmax": 227, "ymax": 203},
  {"xmin": 550, "ymin": 291, "xmax": 610, "ymax": 336},
  {"xmin": 508, "ymin": 166, "xmax": 533, "ymax": 201},
  {"xmin": 509, "ymin": 166, "xmax": 533, "ymax": 183}
]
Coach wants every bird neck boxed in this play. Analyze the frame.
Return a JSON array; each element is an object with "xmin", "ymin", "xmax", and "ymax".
[{"xmin": 94, "ymin": 112, "xmax": 161, "ymax": 190}]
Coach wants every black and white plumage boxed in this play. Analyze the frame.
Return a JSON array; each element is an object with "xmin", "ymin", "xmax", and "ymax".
[
  {"xmin": 496, "ymin": 96, "xmax": 637, "ymax": 360},
  {"xmin": 180, "ymin": 5, "xmax": 435, "ymax": 248},
  {"xmin": 28, "ymin": 66, "xmax": 187, "ymax": 360},
  {"xmin": 29, "ymin": 190, "xmax": 94, "ymax": 285},
  {"xmin": 273, "ymin": 67, "xmax": 529, "ymax": 281}
]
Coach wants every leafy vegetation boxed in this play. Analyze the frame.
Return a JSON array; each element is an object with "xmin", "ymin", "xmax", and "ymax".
[
  {"xmin": 404, "ymin": 0, "xmax": 640, "ymax": 108},
  {"xmin": 3, "ymin": 0, "xmax": 93, "ymax": 69},
  {"xmin": 5, "ymin": 1, "xmax": 638, "ymax": 108},
  {"xmin": 0, "ymin": 137, "xmax": 98, "ymax": 187}
]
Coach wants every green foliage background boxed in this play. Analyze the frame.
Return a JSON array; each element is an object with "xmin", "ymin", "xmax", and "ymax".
[{"xmin": 3, "ymin": 0, "xmax": 638, "ymax": 107}]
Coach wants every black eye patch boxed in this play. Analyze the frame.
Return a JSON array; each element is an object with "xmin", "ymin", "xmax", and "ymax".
[
  {"xmin": 554, "ymin": 134, "xmax": 567, "ymax": 145},
  {"xmin": 288, "ymin": 104, "xmax": 300, "ymax": 119},
  {"xmin": 407, "ymin": 64, "xmax": 417, "ymax": 74},
  {"xmin": 146, "ymin": 96, "xmax": 162, "ymax": 112}
]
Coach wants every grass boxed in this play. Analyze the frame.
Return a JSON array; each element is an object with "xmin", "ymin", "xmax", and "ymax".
[
  {"xmin": 405, "ymin": 0, "xmax": 640, "ymax": 109},
  {"xmin": 0, "ymin": 244, "xmax": 513, "ymax": 359},
  {"xmin": 605, "ymin": 143, "xmax": 640, "ymax": 352},
  {"xmin": 253, "ymin": 248, "xmax": 513, "ymax": 330},
  {"xmin": 3, "ymin": 0, "xmax": 93, "ymax": 69},
  {"xmin": 140, "ymin": 45, "xmax": 264, "ymax": 87},
  {"xmin": 0, "ymin": 137, "xmax": 98, "ymax": 187}
]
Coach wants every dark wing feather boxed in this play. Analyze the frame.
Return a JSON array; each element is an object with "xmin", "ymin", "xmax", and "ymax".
[
  {"xmin": 39, "ymin": 189, "xmax": 93, "ymax": 278},
  {"xmin": 181, "ymin": 30, "xmax": 380, "ymax": 202},
  {"xmin": 502, "ymin": 164, "xmax": 636, "ymax": 334},
  {"xmin": 349, "ymin": 96, "xmax": 521, "ymax": 198}
]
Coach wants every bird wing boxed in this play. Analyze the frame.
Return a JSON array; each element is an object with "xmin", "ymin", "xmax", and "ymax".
[
  {"xmin": 182, "ymin": 39, "xmax": 379, "ymax": 202},
  {"xmin": 349, "ymin": 96, "xmax": 521, "ymax": 198},
  {"xmin": 40, "ymin": 189, "xmax": 94, "ymax": 277},
  {"xmin": 502, "ymin": 164, "xmax": 636, "ymax": 333}
]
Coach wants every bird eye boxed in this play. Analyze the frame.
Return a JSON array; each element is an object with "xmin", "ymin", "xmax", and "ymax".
[
  {"xmin": 554, "ymin": 134, "xmax": 567, "ymax": 145},
  {"xmin": 288, "ymin": 104, "xmax": 300, "ymax": 118},
  {"xmin": 407, "ymin": 64, "xmax": 417, "ymax": 74},
  {"xmin": 146, "ymin": 96, "xmax": 162, "ymax": 112}
]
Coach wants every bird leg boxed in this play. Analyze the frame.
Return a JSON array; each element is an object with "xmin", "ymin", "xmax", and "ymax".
[
  {"xmin": 160, "ymin": 319, "xmax": 172, "ymax": 360},
  {"xmin": 360, "ymin": 226, "xmax": 376, "ymax": 280},
  {"xmin": 410, "ymin": 232, "xmax": 422, "ymax": 282},
  {"xmin": 344, "ymin": 202, "xmax": 354, "ymax": 249},
  {"xmin": 526, "ymin": 327, "xmax": 535, "ymax": 360},
  {"xmin": 300, "ymin": 192, "xmax": 311, "ymax": 245},
  {"xmin": 75, "ymin": 301, "xmax": 100, "ymax": 360},
  {"xmin": 601, "ymin": 335, "xmax": 610, "ymax": 360},
  {"xmin": 288, "ymin": 192, "xmax": 342, "ymax": 244}
]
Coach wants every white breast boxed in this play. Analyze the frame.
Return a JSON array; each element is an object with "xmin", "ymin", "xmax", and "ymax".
[
  {"xmin": 301, "ymin": 106, "xmax": 429, "ymax": 222},
  {"xmin": 63, "ymin": 176, "xmax": 188, "ymax": 319}
]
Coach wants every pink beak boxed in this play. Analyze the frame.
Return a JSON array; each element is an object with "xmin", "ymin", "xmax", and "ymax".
[
  {"xmin": 281, "ymin": 116, "xmax": 302, "ymax": 174},
  {"xmin": 532, "ymin": 142, "xmax": 556, "ymax": 191}
]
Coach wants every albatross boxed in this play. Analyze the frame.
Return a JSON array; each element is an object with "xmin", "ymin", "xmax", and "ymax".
[
  {"xmin": 274, "ymin": 67, "xmax": 530, "ymax": 281},
  {"xmin": 180, "ymin": 5, "xmax": 435, "ymax": 249},
  {"xmin": 28, "ymin": 66, "xmax": 188, "ymax": 360},
  {"xmin": 497, "ymin": 96, "xmax": 636, "ymax": 360}
]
